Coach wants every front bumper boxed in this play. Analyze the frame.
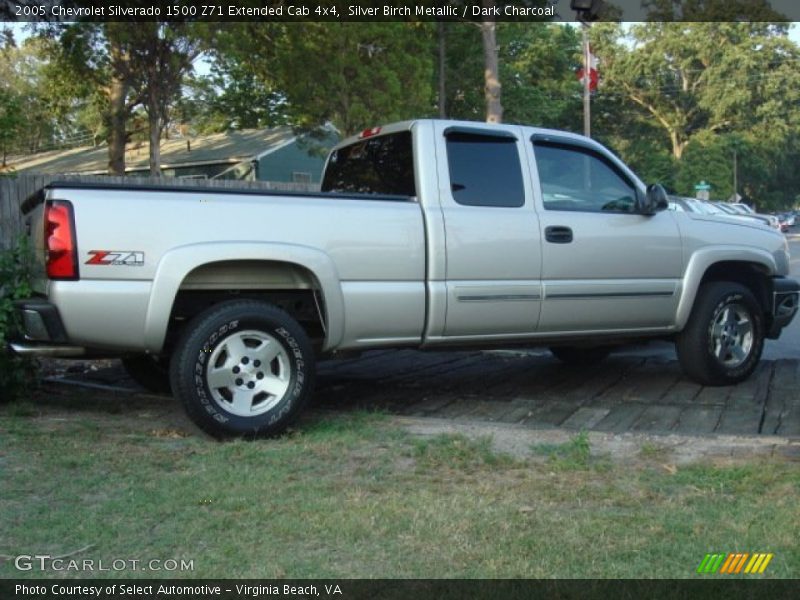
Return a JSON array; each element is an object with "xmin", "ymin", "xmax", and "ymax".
[
  {"xmin": 7, "ymin": 299, "xmax": 86, "ymax": 357},
  {"xmin": 768, "ymin": 277, "xmax": 800, "ymax": 339}
]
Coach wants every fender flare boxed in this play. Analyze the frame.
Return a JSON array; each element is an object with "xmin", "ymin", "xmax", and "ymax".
[
  {"xmin": 675, "ymin": 246, "xmax": 776, "ymax": 329},
  {"xmin": 143, "ymin": 241, "xmax": 344, "ymax": 353}
]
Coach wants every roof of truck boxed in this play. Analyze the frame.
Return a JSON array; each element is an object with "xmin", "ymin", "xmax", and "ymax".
[{"xmin": 333, "ymin": 119, "xmax": 600, "ymax": 151}]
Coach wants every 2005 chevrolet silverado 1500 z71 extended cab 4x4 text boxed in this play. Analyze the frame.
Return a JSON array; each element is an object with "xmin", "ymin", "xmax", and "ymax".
[{"xmin": 10, "ymin": 120, "xmax": 800, "ymax": 437}]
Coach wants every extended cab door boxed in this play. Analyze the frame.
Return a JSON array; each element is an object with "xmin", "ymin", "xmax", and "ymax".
[
  {"xmin": 433, "ymin": 123, "xmax": 543, "ymax": 338},
  {"xmin": 528, "ymin": 134, "xmax": 682, "ymax": 332}
]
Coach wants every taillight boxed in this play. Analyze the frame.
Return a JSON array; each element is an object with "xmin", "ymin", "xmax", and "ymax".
[{"xmin": 45, "ymin": 200, "xmax": 79, "ymax": 280}]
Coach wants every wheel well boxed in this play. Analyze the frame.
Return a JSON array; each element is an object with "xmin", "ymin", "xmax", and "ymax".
[
  {"xmin": 163, "ymin": 260, "xmax": 327, "ymax": 354},
  {"xmin": 699, "ymin": 261, "xmax": 771, "ymax": 315}
]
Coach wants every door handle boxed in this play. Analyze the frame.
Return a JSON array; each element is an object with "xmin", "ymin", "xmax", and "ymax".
[{"xmin": 545, "ymin": 226, "xmax": 573, "ymax": 244}]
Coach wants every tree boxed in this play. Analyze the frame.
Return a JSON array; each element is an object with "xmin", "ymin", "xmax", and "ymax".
[
  {"xmin": 500, "ymin": 23, "xmax": 583, "ymax": 130},
  {"xmin": 282, "ymin": 23, "xmax": 434, "ymax": 136},
  {"xmin": 45, "ymin": 23, "xmax": 142, "ymax": 174},
  {"xmin": 221, "ymin": 22, "xmax": 434, "ymax": 137},
  {"xmin": 592, "ymin": 23, "xmax": 798, "ymax": 160},
  {"xmin": 480, "ymin": 1, "xmax": 502, "ymax": 123},
  {"xmin": 0, "ymin": 87, "xmax": 22, "ymax": 167},
  {"xmin": 127, "ymin": 23, "xmax": 202, "ymax": 175},
  {"xmin": 439, "ymin": 22, "xmax": 582, "ymax": 130},
  {"xmin": 184, "ymin": 22, "xmax": 287, "ymax": 134},
  {"xmin": 590, "ymin": 22, "xmax": 800, "ymax": 208},
  {"xmin": 0, "ymin": 33, "xmax": 66, "ymax": 157},
  {"xmin": 183, "ymin": 62, "xmax": 286, "ymax": 134},
  {"xmin": 49, "ymin": 22, "xmax": 210, "ymax": 175},
  {"xmin": 439, "ymin": 23, "xmax": 484, "ymax": 121},
  {"xmin": 452, "ymin": 1, "xmax": 558, "ymax": 124}
]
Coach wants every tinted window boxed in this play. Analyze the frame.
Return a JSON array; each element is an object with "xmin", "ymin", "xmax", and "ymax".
[
  {"xmin": 446, "ymin": 133, "xmax": 525, "ymax": 208},
  {"xmin": 534, "ymin": 142, "xmax": 637, "ymax": 213},
  {"xmin": 321, "ymin": 132, "xmax": 415, "ymax": 196}
]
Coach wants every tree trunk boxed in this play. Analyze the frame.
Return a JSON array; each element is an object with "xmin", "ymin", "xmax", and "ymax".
[
  {"xmin": 107, "ymin": 74, "xmax": 128, "ymax": 176},
  {"xmin": 106, "ymin": 33, "xmax": 131, "ymax": 176},
  {"xmin": 670, "ymin": 130, "xmax": 686, "ymax": 160},
  {"xmin": 148, "ymin": 102, "xmax": 161, "ymax": 177},
  {"xmin": 481, "ymin": 6, "xmax": 502, "ymax": 124}
]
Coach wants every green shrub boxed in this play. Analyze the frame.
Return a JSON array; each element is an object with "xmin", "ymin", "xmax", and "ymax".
[{"xmin": 0, "ymin": 236, "xmax": 37, "ymax": 402}]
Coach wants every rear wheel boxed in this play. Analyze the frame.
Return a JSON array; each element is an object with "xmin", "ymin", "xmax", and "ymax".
[
  {"xmin": 549, "ymin": 345, "xmax": 612, "ymax": 366},
  {"xmin": 676, "ymin": 282, "xmax": 764, "ymax": 386},
  {"xmin": 170, "ymin": 300, "xmax": 315, "ymax": 438}
]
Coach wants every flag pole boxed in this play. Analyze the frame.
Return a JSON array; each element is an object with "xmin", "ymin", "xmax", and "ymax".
[{"xmin": 582, "ymin": 24, "xmax": 591, "ymax": 138}]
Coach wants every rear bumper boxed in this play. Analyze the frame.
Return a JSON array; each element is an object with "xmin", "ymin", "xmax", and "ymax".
[
  {"xmin": 768, "ymin": 277, "xmax": 800, "ymax": 339},
  {"xmin": 6, "ymin": 299, "xmax": 86, "ymax": 357}
]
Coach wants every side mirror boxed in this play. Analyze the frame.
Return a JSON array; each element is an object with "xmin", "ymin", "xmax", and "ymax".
[{"xmin": 638, "ymin": 184, "xmax": 669, "ymax": 216}]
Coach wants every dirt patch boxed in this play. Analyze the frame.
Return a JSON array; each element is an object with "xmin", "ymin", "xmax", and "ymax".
[{"xmin": 396, "ymin": 415, "xmax": 800, "ymax": 466}]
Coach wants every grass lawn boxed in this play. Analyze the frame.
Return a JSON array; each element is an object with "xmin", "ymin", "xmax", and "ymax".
[{"xmin": 1, "ymin": 386, "xmax": 798, "ymax": 579}]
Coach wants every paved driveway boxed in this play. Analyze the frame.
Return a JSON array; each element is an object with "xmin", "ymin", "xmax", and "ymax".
[
  {"xmin": 49, "ymin": 350, "xmax": 800, "ymax": 439},
  {"xmin": 314, "ymin": 350, "xmax": 800, "ymax": 438}
]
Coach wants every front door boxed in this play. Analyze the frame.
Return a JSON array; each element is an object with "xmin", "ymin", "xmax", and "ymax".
[{"xmin": 529, "ymin": 138, "xmax": 683, "ymax": 333}]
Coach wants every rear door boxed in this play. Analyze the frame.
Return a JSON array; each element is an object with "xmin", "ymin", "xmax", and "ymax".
[{"xmin": 434, "ymin": 123, "xmax": 543, "ymax": 337}]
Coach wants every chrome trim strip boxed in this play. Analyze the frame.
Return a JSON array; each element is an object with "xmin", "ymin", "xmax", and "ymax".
[
  {"xmin": 457, "ymin": 294, "xmax": 541, "ymax": 302},
  {"xmin": 546, "ymin": 291, "xmax": 675, "ymax": 300}
]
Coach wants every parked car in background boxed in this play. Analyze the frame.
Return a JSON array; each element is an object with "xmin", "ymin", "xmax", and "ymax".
[
  {"xmin": 775, "ymin": 213, "xmax": 792, "ymax": 232},
  {"xmin": 731, "ymin": 202, "xmax": 756, "ymax": 214},
  {"xmin": 668, "ymin": 197, "xmax": 776, "ymax": 230},
  {"xmin": 712, "ymin": 202, "xmax": 781, "ymax": 231}
]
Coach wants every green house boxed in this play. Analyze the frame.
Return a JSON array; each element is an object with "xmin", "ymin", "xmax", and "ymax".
[{"xmin": 6, "ymin": 127, "xmax": 338, "ymax": 185}]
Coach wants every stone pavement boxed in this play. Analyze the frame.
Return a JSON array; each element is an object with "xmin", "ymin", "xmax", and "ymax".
[
  {"xmin": 313, "ymin": 349, "xmax": 800, "ymax": 438},
  {"xmin": 47, "ymin": 349, "xmax": 800, "ymax": 438}
]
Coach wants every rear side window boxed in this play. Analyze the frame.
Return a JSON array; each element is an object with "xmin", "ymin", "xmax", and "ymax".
[
  {"xmin": 321, "ymin": 132, "xmax": 415, "ymax": 197},
  {"xmin": 445, "ymin": 133, "xmax": 525, "ymax": 208}
]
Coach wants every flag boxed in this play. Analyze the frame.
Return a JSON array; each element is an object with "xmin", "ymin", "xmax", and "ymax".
[{"xmin": 577, "ymin": 45, "xmax": 599, "ymax": 92}]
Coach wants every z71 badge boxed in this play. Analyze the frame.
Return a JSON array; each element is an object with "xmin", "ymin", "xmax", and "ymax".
[{"xmin": 86, "ymin": 250, "xmax": 145, "ymax": 266}]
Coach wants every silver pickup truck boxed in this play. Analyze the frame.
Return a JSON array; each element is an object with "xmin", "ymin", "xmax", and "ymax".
[{"xmin": 10, "ymin": 120, "xmax": 799, "ymax": 437}]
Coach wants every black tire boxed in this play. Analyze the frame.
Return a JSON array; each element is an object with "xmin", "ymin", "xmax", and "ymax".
[
  {"xmin": 122, "ymin": 355, "xmax": 171, "ymax": 394},
  {"xmin": 676, "ymin": 282, "xmax": 765, "ymax": 386},
  {"xmin": 170, "ymin": 300, "xmax": 315, "ymax": 438},
  {"xmin": 549, "ymin": 345, "xmax": 612, "ymax": 366}
]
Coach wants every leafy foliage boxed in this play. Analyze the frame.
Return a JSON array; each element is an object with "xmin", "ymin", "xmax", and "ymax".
[
  {"xmin": 0, "ymin": 33, "xmax": 70, "ymax": 158},
  {"xmin": 220, "ymin": 22, "xmax": 435, "ymax": 136},
  {"xmin": 5, "ymin": 21, "xmax": 800, "ymax": 209},
  {"xmin": 592, "ymin": 22, "xmax": 800, "ymax": 208},
  {"xmin": 0, "ymin": 86, "xmax": 23, "ymax": 168},
  {"xmin": 0, "ymin": 238, "xmax": 37, "ymax": 402},
  {"xmin": 500, "ymin": 23, "xmax": 583, "ymax": 130}
]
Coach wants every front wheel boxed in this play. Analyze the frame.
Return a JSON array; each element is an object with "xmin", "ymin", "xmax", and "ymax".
[
  {"xmin": 170, "ymin": 300, "xmax": 315, "ymax": 438},
  {"xmin": 676, "ymin": 282, "xmax": 765, "ymax": 386}
]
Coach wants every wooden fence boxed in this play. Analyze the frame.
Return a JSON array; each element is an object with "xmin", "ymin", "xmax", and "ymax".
[{"xmin": 0, "ymin": 175, "xmax": 320, "ymax": 250}]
